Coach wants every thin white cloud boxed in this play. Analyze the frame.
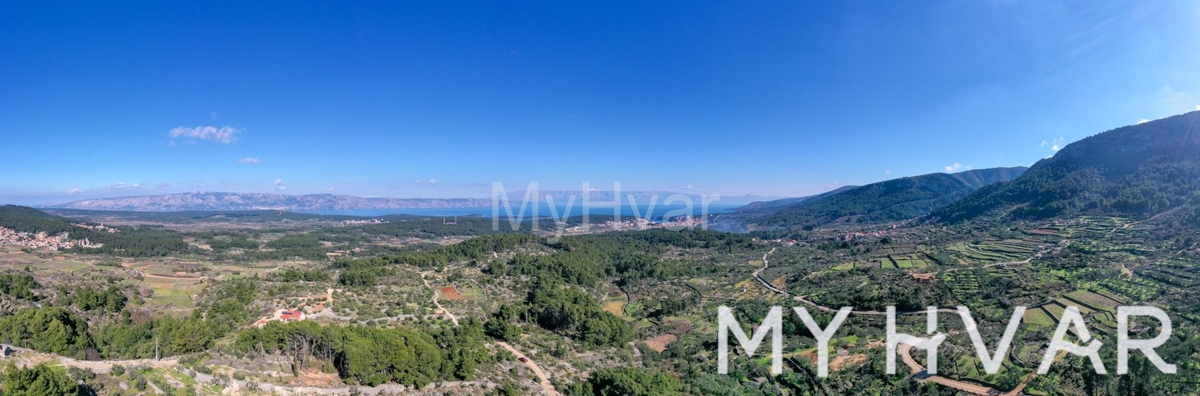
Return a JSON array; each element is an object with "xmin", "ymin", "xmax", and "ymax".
[
  {"xmin": 682, "ymin": 184, "xmax": 701, "ymax": 191},
  {"xmin": 428, "ymin": 178, "xmax": 440, "ymax": 185},
  {"xmin": 273, "ymin": 178, "xmax": 287, "ymax": 192},
  {"xmin": 1195, "ymin": 104, "xmax": 1199, "ymax": 111},
  {"xmin": 1137, "ymin": 119, "xmax": 1151, "ymax": 125},
  {"xmin": 107, "ymin": 182, "xmax": 143, "ymax": 191},
  {"xmin": 884, "ymin": 170, "xmax": 892, "ymax": 175},
  {"xmin": 324, "ymin": 187, "xmax": 336, "ymax": 192},
  {"xmin": 168, "ymin": 126, "xmax": 241, "ymax": 144},
  {"xmin": 943, "ymin": 163, "xmax": 963, "ymax": 172},
  {"xmin": 68, "ymin": 188, "xmax": 84, "ymax": 196},
  {"xmin": 210, "ymin": 111, "xmax": 219, "ymax": 120},
  {"xmin": 1042, "ymin": 137, "xmax": 1065, "ymax": 152},
  {"xmin": 155, "ymin": 182, "xmax": 170, "ymax": 189},
  {"xmin": 237, "ymin": 157, "xmax": 262, "ymax": 164}
]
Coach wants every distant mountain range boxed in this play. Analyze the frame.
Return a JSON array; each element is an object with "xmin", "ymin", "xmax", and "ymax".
[
  {"xmin": 931, "ymin": 111, "xmax": 1200, "ymax": 223},
  {"xmin": 734, "ymin": 167, "xmax": 1027, "ymax": 229},
  {"xmin": 48, "ymin": 193, "xmax": 494, "ymax": 212},
  {"xmin": 47, "ymin": 191, "xmax": 776, "ymax": 212}
]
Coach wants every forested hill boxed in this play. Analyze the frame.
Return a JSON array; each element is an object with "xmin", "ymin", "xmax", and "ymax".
[
  {"xmin": 931, "ymin": 111, "xmax": 1200, "ymax": 223},
  {"xmin": 0, "ymin": 205, "xmax": 188, "ymax": 256},
  {"xmin": 752, "ymin": 167, "xmax": 1026, "ymax": 229}
]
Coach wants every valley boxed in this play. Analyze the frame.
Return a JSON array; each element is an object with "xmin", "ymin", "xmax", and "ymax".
[{"xmin": 0, "ymin": 113, "xmax": 1198, "ymax": 395}]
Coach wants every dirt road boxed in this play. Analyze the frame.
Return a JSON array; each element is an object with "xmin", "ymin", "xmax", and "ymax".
[
  {"xmin": 898, "ymin": 343, "xmax": 996, "ymax": 395},
  {"xmin": 8, "ymin": 344, "xmax": 178, "ymax": 374},
  {"xmin": 496, "ymin": 341, "xmax": 560, "ymax": 395},
  {"xmin": 421, "ymin": 271, "xmax": 459, "ymax": 326}
]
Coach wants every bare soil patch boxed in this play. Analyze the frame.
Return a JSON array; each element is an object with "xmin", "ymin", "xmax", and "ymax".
[
  {"xmin": 440, "ymin": 286, "xmax": 463, "ymax": 301},
  {"xmin": 830, "ymin": 354, "xmax": 867, "ymax": 371},
  {"xmin": 645, "ymin": 334, "xmax": 678, "ymax": 352}
]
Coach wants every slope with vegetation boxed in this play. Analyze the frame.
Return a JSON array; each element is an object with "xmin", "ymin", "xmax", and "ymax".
[
  {"xmin": 751, "ymin": 167, "xmax": 1025, "ymax": 228},
  {"xmin": 932, "ymin": 111, "xmax": 1200, "ymax": 223}
]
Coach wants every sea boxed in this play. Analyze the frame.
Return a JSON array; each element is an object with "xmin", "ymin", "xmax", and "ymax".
[{"xmin": 295, "ymin": 203, "xmax": 736, "ymax": 222}]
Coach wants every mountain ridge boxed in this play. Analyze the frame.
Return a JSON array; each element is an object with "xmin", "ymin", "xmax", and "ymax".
[
  {"xmin": 750, "ymin": 167, "xmax": 1027, "ymax": 228},
  {"xmin": 931, "ymin": 111, "xmax": 1200, "ymax": 223}
]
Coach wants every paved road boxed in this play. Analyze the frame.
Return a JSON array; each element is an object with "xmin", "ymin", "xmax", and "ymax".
[
  {"xmin": 751, "ymin": 248, "xmax": 787, "ymax": 294},
  {"xmin": 496, "ymin": 341, "xmax": 560, "ymax": 396}
]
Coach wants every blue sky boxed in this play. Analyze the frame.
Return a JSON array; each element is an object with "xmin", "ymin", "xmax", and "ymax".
[{"xmin": 2, "ymin": 1, "xmax": 1199, "ymax": 205}]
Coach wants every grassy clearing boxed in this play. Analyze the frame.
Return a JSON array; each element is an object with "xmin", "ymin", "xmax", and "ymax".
[
  {"xmin": 142, "ymin": 278, "xmax": 205, "ymax": 308},
  {"xmin": 457, "ymin": 283, "xmax": 485, "ymax": 301}
]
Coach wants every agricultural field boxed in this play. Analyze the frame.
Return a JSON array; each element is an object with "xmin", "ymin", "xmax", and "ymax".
[{"xmin": 890, "ymin": 254, "xmax": 929, "ymax": 269}]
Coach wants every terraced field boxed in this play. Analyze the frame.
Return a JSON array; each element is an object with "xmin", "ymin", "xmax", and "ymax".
[
  {"xmin": 1062, "ymin": 290, "xmax": 1122, "ymax": 312},
  {"xmin": 1023, "ymin": 307, "xmax": 1056, "ymax": 327},
  {"xmin": 943, "ymin": 237, "xmax": 1049, "ymax": 265}
]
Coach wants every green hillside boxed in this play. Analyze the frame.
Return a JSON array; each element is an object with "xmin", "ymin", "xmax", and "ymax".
[
  {"xmin": 753, "ymin": 167, "xmax": 1025, "ymax": 228},
  {"xmin": 931, "ymin": 111, "xmax": 1200, "ymax": 223}
]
